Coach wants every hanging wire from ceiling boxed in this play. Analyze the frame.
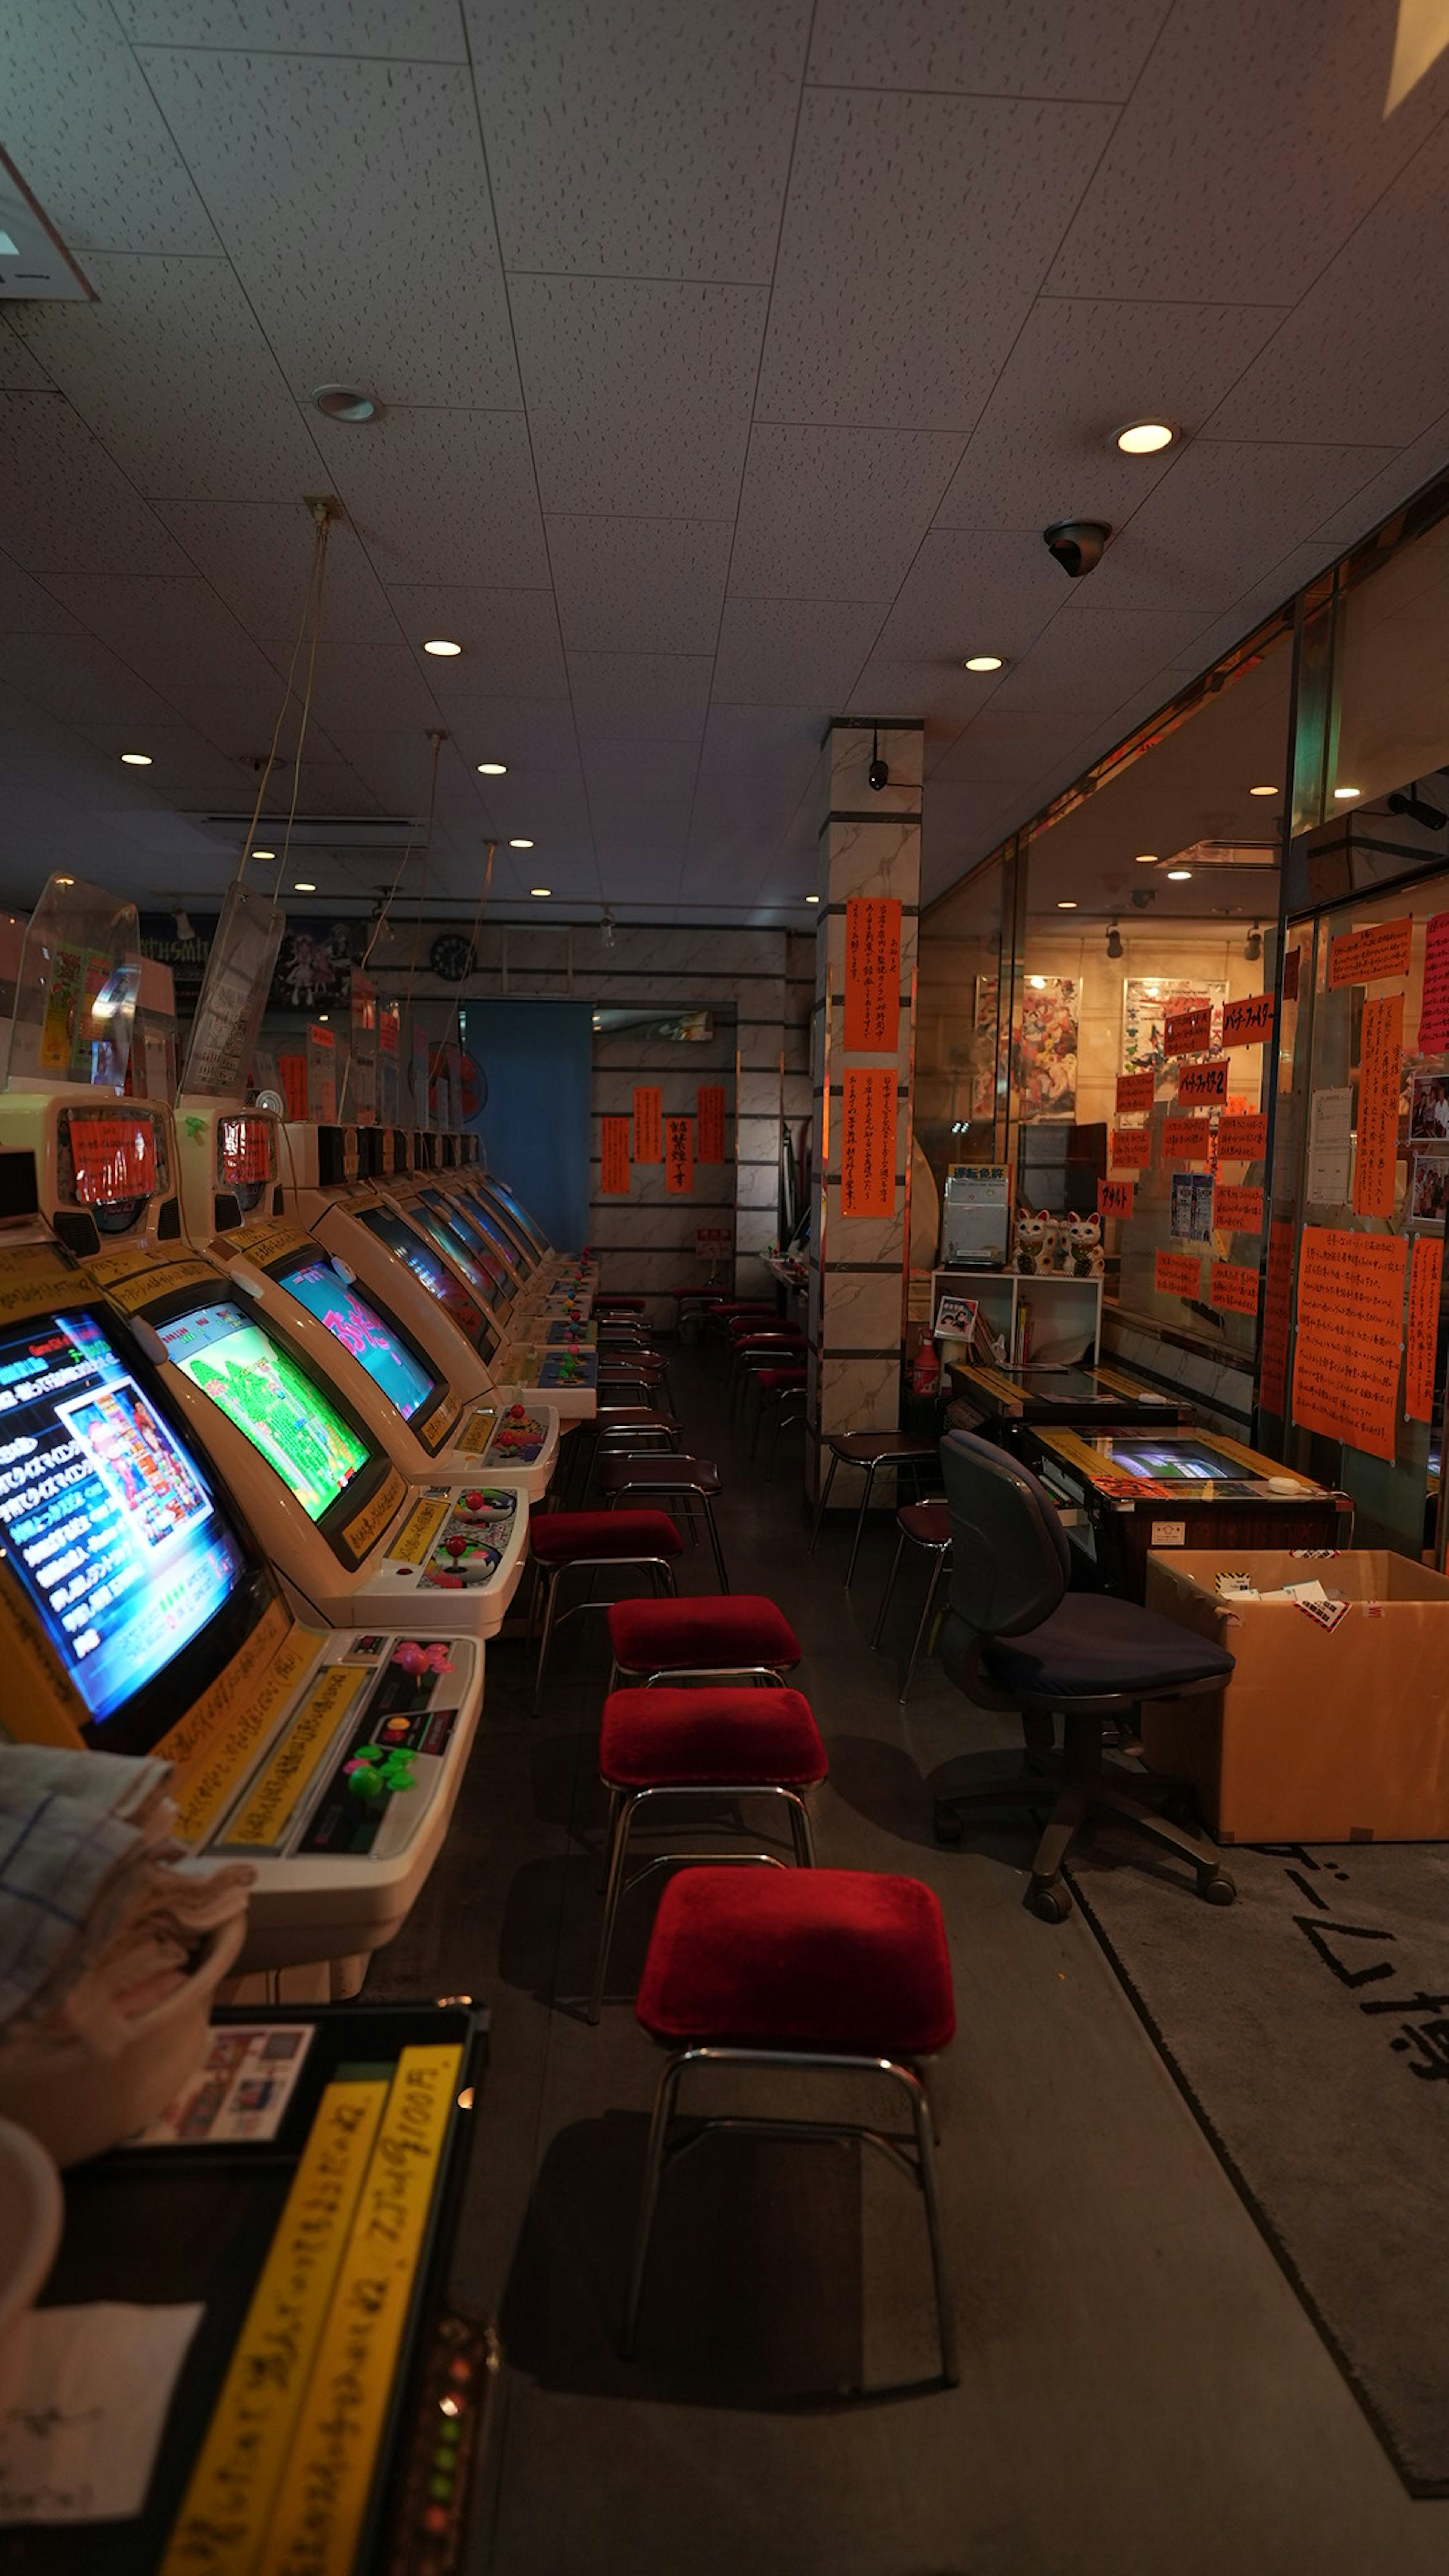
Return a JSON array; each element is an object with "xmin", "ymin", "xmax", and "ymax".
[
  {"xmin": 400, "ymin": 729, "xmax": 447, "ymax": 1043},
  {"xmin": 269, "ymin": 500, "xmax": 334, "ymax": 912},
  {"xmin": 237, "ymin": 497, "xmax": 332, "ymax": 892}
]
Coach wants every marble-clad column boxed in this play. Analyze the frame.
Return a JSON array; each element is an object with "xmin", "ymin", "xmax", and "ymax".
[{"xmin": 806, "ymin": 719, "xmax": 922, "ymax": 1505}]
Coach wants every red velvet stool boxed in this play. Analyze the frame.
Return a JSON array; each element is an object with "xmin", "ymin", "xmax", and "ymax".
[
  {"xmin": 594, "ymin": 1294, "xmax": 646, "ymax": 1313},
  {"xmin": 606, "ymin": 1592, "xmax": 802, "ymax": 1689},
  {"xmin": 872, "ymin": 1500, "xmax": 952, "ymax": 1704},
  {"xmin": 746, "ymin": 1361, "xmax": 807, "ymax": 1460},
  {"xmin": 600, "ymin": 1451, "xmax": 729, "ymax": 1591},
  {"xmin": 529, "ymin": 1508, "xmax": 683, "ymax": 1708},
  {"xmin": 588, "ymin": 1686, "xmax": 827, "ymax": 2022},
  {"xmin": 622, "ymin": 1866, "xmax": 958, "ymax": 2382}
]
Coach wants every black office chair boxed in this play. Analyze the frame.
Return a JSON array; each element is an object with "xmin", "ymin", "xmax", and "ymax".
[{"xmin": 933, "ymin": 1430, "xmax": 1237, "ymax": 1922}]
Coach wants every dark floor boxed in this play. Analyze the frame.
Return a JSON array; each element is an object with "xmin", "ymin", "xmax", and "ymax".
[{"xmin": 366, "ymin": 1346, "xmax": 1449, "ymax": 2576}]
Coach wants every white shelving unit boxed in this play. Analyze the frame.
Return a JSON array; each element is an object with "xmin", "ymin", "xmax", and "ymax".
[{"xmin": 931, "ymin": 1267, "xmax": 1103, "ymax": 1367}]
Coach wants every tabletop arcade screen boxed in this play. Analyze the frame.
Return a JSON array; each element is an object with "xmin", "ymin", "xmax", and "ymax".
[
  {"xmin": 359, "ymin": 1207, "xmax": 491, "ymax": 1351},
  {"xmin": 480, "ymin": 1178, "xmax": 546, "ymax": 1260},
  {"xmin": 1094, "ymin": 1435, "xmax": 1244, "ymax": 1483},
  {"xmin": 158, "ymin": 1301, "xmax": 372, "ymax": 1522},
  {"xmin": 418, "ymin": 1189, "xmax": 515, "ymax": 1315},
  {"xmin": 410, "ymin": 1201, "xmax": 508, "ymax": 1324},
  {"xmin": 460, "ymin": 1187, "xmax": 532, "ymax": 1272},
  {"xmin": 0, "ymin": 1306, "xmax": 248, "ymax": 1721},
  {"xmin": 276, "ymin": 1252, "xmax": 438, "ymax": 1424}
]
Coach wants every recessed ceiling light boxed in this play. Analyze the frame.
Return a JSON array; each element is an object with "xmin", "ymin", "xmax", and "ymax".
[
  {"xmin": 294, "ymin": 880, "xmax": 316, "ymax": 892},
  {"xmin": 1134, "ymin": 852, "xmax": 1158, "ymax": 864},
  {"xmin": 1115, "ymin": 419, "xmax": 1176, "ymax": 455},
  {"xmin": 423, "ymin": 638, "xmax": 462, "ymax": 657},
  {"xmin": 509, "ymin": 837, "xmax": 534, "ymax": 849},
  {"xmin": 805, "ymin": 892, "xmax": 821, "ymax": 904},
  {"xmin": 477, "ymin": 760, "xmax": 507, "ymax": 775},
  {"xmin": 312, "ymin": 383, "xmax": 378, "ymax": 423},
  {"xmin": 530, "ymin": 886, "xmax": 551, "ymax": 898},
  {"xmin": 962, "ymin": 654, "xmax": 1004, "ymax": 673},
  {"xmin": 1166, "ymin": 866, "xmax": 1193, "ymax": 880},
  {"xmin": 1057, "ymin": 899, "xmax": 1077, "ymax": 909},
  {"xmin": 251, "ymin": 847, "xmax": 275, "ymax": 860},
  {"xmin": 54, "ymin": 875, "xmax": 74, "ymax": 887},
  {"xmin": 1248, "ymin": 784, "xmax": 1277, "ymax": 797},
  {"xmin": 1028, "ymin": 975, "xmax": 1047, "ymax": 989},
  {"xmin": 120, "ymin": 750, "xmax": 152, "ymax": 766},
  {"xmin": 1334, "ymin": 784, "xmax": 1361, "ymax": 800}
]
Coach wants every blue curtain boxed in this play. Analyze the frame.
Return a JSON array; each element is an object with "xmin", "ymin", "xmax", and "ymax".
[{"xmin": 461, "ymin": 1000, "xmax": 592, "ymax": 1251}]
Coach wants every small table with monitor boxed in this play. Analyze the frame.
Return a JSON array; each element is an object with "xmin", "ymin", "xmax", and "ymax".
[
  {"xmin": 1021, "ymin": 1424, "xmax": 1353, "ymax": 1599},
  {"xmin": 947, "ymin": 1358, "xmax": 1197, "ymax": 1444}
]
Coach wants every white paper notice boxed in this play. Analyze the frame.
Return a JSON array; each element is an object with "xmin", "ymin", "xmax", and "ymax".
[
  {"xmin": 0, "ymin": 2302, "xmax": 203, "ymax": 2524},
  {"xmin": 1307, "ymin": 1086, "xmax": 1353, "ymax": 1205}
]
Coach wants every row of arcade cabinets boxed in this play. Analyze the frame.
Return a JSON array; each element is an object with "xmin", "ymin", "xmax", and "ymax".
[{"xmin": 0, "ymin": 877, "xmax": 597, "ymax": 2001}]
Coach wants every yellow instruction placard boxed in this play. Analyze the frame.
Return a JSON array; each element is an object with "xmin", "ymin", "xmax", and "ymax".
[
  {"xmin": 215, "ymin": 1215, "xmax": 315, "ymax": 1270},
  {"xmin": 0, "ymin": 1242, "xmax": 79, "ymax": 1324},
  {"xmin": 260, "ymin": 2044, "xmax": 462, "ymax": 2576},
  {"xmin": 223, "ymin": 1666, "xmax": 365, "ymax": 1852},
  {"xmin": 340, "ymin": 1466, "xmax": 406, "ymax": 1563},
  {"xmin": 385, "ymin": 1492, "xmax": 451, "ymax": 1567},
  {"xmin": 161, "ymin": 2076, "xmax": 389, "ymax": 2576},
  {"xmin": 455, "ymin": 1407, "xmax": 497, "ymax": 1456},
  {"xmin": 154, "ymin": 1603, "xmax": 322, "ymax": 1844}
]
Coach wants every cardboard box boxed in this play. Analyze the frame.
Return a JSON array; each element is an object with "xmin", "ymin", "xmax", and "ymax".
[{"xmin": 1142, "ymin": 1550, "xmax": 1449, "ymax": 1844}]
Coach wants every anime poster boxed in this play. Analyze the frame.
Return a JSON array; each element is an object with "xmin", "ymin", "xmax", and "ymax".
[
  {"xmin": 1014, "ymin": 976, "xmax": 1078, "ymax": 1121},
  {"xmin": 269, "ymin": 919, "xmax": 362, "ymax": 1013},
  {"xmin": 1121, "ymin": 977, "xmax": 1229, "ymax": 1076}
]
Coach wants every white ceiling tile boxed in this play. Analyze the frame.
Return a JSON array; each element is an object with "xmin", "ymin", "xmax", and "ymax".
[
  {"xmin": 568, "ymin": 651, "xmax": 714, "ymax": 740},
  {"xmin": 1047, "ymin": 0, "xmax": 1449, "ymax": 305},
  {"xmin": 0, "ymin": 394, "xmax": 192, "ymax": 575},
  {"xmin": 13, "ymin": 256, "xmax": 325, "ymax": 501},
  {"xmin": 1079, "ymin": 439, "xmax": 1400, "ymax": 616},
  {"xmin": 383, "ymin": 586, "xmax": 568, "ymax": 699},
  {"xmin": 871, "ymin": 527, "xmax": 1065, "ymax": 663},
  {"xmin": 471, "ymin": 0, "xmax": 811, "ymax": 278},
  {"xmin": 258, "ymin": 640, "xmax": 442, "ymax": 737},
  {"xmin": 807, "ymin": 0, "xmax": 1169, "ymax": 99},
  {"xmin": 116, "ymin": 3, "xmax": 466, "ymax": 52},
  {"xmin": 930, "ymin": 704, "xmax": 1094, "ymax": 786},
  {"xmin": 583, "ymin": 740, "xmax": 699, "ymax": 850},
  {"xmin": 921, "ymin": 778, "xmax": 1029, "ymax": 890},
  {"xmin": 511, "ymin": 278, "xmax": 766, "ymax": 517},
  {"xmin": 312, "ymin": 409, "xmax": 550, "ymax": 588},
  {"xmin": 426, "ymin": 700, "xmax": 581, "ymax": 772},
  {"xmin": 712, "ymin": 598, "xmax": 885, "ymax": 704},
  {"xmin": 0, "ymin": 555, "xmax": 87, "ymax": 637},
  {"xmin": 985, "ymin": 605, "xmax": 1215, "ymax": 727},
  {"xmin": 1175, "ymin": 544, "xmax": 1337, "ymax": 673},
  {"xmin": 157, "ymin": 502, "xmax": 401, "ymax": 646},
  {"xmin": 1308, "ymin": 419, "xmax": 1449, "ymax": 561},
  {"xmin": 729, "ymin": 425, "xmax": 962, "ymax": 599},
  {"xmin": 3, "ymin": 0, "xmax": 218, "ymax": 255},
  {"xmin": 0, "ymin": 321, "xmax": 53, "ymax": 391},
  {"xmin": 934, "ymin": 298, "xmax": 1286, "ymax": 532},
  {"xmin": 42, "ymin": 574, "xmax": 290, "ymax": 706},
  {"xmin": 756, "ymin": 89, "xmax": 1115, "ymax": 431},
  {"xmin": 0, "ymin": 623, "xmax": 195, "ymax": 729},
  {"xmin": 546, "ymin": 517, "xmax": 732, "ymax": 655},
  {"xmin": 1204, "ymin": 127, "xmax": 1449, "ymax": 449},
  {"xmin": 471, "ymin": 769, "xmax": 594, "ymax": 843},
  {"xmin": 850, "ymin": 653, "xmax": 1009, "ymax": 744},
  {"xmin": 137, "ymin": 49, "xmax": 519, "ymax": 408},
  {"xmin": 697, "ymin": 704, "xmax": 826, "ymax": 775}
]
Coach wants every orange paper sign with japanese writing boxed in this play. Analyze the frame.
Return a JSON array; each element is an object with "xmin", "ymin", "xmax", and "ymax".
[
  {"xmin": 634, "ymin": 1086, "xmax": 662, "ymax": 1163},
  {"xmin": 1164, "ymin": 1003, "xmax": 1212, "ymax": 1057},
  {"xmin": 69, "ymin": 1115, "xmax": 157, "ymax": 1204},
  {"xmin": 600, "ymin": 1116, "xmax": 631, "ymax": 1196},
  {"xmin": 1178, "ymin": 1060, "xmax": 1228, "ymax": 1106},
  {"xmin": 1221, "ymin": 991, "xmax": 1276, "ymax": 1047},
  {"xmin": 843, "ymin": 897, "xmax": 902, "ymax": 1053},
  {"xmin": 1292, "ymin": 1225, "xmax": 1407, "ymax": 1463},
  {"xmin": 1328, "ymin": 916, "xmax": 1413, "ymax": 988},
  {"xmin": 1418, "ymin": 912, "xmax": 1449, "ymax": 1053},
  {"xmin": 664, "ymin": 1115, "xmax": 694, "ymax": 1195},
  {"xmin": 1352, "ymin": 991, "xmax": 1403, "ymax": 1219},
  {"xmin": 1111, "ymin": 1125, "xmax": 1151, "ymax": 1169},
  {"xmin": 1260, "ymin": 1218, "xmax": 1294, "ymax": 1416},
  {"xmin": 1156, "ymin": 1250, "xmax": 1202, "ymax": 1298},
  {"xmin": 1218, "ymin": 1110, "xmax": 1269, "ymax": 1160},
  {"xmin": 1164, "ymin": 1115, "xmax": 1212, "ymax": 1161},
  {"xmin": 1406, "ymin": 1233, "xmax": 1443, "ymax": 1424},
  {"xmin": 697, "ymin": 1084, "xmax": 726, "ymax": 1163},
  {"xmin": 1214, "ymin": 1183, "xmax": 1264, "ymax": 1233},
  {"xmin": 1098, "ymin": 1179, "xmax": 1134, "ymax": 1220},
  {"xmin": 1209, "ymin": 1259, "xmax": 1260, "ymax": 1317},
  {"xmin": 1115, "ymin": 1070, "xmax": 1155, "ymax": 1115},
  {"xmin": 841, "ymin": 1067, "xmax": 896, "ymax": 1218}
]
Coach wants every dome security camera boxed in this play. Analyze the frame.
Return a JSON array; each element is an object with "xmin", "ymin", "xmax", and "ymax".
[
  {"xmin": 867, "ymin": 724, "xmax": 889, "ymax": 792},
  {"xmin": 1043, "ymin": 520, "xmax": 1111, "ymax": 579}
]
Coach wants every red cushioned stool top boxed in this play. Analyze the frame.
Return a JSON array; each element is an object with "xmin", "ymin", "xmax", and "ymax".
[
  {"xmin": 593, "ymin": 1294, "xmax": 646, "ymax": 1311},
  {"xmin": 636, "ymin": 1867, "xmax": 955, "ymax": 2056},
  {"xmin": 600, "ymin": 1686, "xmax": 826, "ymax": 1789},
  {"xmin": 754, "ymin": 1366, "xmax": 807, "ymax": 1389},
  {"xmin": 530, "ymin": 1508, "xmax": 683, "ymax": 1563},
  {"xmin": 898, "ymin": 1500, "xmax": 950, "ymax": 1546},
  {"xmin": 608, "ymin": 1592, "xmax": 801, "ymax": 1674},
  {"xmin": 598, "ymin": 1453, "xmax": 720, "ymax": 1494}
]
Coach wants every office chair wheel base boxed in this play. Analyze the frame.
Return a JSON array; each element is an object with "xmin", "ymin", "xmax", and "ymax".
[
  {"xmin": 1027, "ymin": 1877, "xmax": 1071, "ymax": 1924},
  {"xmin": 933, "ymin": 1807, "xmax": 965, "ymax": 1845},
  {"xmin": 1199, "ymin": 1869, "xmax": 1236, "ymax": 1907}
]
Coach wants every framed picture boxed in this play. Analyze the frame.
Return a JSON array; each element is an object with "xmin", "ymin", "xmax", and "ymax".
[
  {"xmin": 1014, "ymin": 975, "xmax": 1078, "ymax": 1121},
  {"xmin": 1410, "ymin": 1150, "xmax": 1449, "ymax": 1226},
  {"xmin": 1409, "ymin": 1072, "xmax": 1449, "ymax": 1142},
  {"xmin": 1121, "ymin": 977, "xmax": 1229, "ymax": 1076}
]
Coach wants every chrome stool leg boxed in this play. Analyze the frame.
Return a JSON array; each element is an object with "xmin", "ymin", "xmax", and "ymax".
[
  {"xmin": 900, "ymin": 1550, "xmax": 948, "ymax": 1703},
  {"xmin": 872, "ymin": 1527, "xmax": 908, "ymax": 1650},
  {"xmin": 808, "ymin": 1446, "xmax": 838, "ymax": 1553}
]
